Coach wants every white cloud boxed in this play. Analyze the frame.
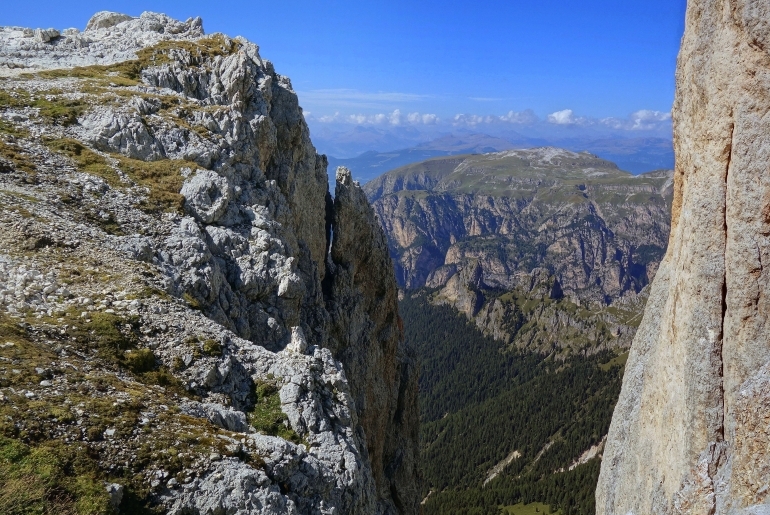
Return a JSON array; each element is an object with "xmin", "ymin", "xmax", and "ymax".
[
  {"xmin": 450, "ymin": 110, "xmax": 537, "ymax": 127},
  {"xmin": 548, "ymin": 109, "xmax": 577, "ymax": 125},
  {"xmin": 500, "ymin": 109, "xmax": 538, "ymax": 124},
  {"xmin": 598, "ymin": 110, "xmax": 672, "ymax": 131},
  {"xmin": 307, "ymin": 109, "xmax": 439, "ymax": 126},
  {"xmin": 408, "ymin": 112, "xmax": 439, "ymax": 125},
  {"xmin": 629, "ymin": 110, "xmax": 671, "ymax": 130},
  {"xmin": 453, "ymin": 114, "xmax": 488, "ymax": 126},
  {"xmin": 307, "ymin": 106, "xmax": 670, "ymax": 135},
  {"xmin": 390, "ymin": 109, "xmax": 404, "ymax": 126}
]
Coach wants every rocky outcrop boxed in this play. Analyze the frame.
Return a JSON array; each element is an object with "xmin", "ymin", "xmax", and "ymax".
[
  {"xmin": 0, "ymin": 11, "xmax": 417, "ymax": 515},
  {"xmin": 327, "ymin": 168, "xmax": 419, "ymax": 513},
  {"xmin": 366, "ymin": 150, "xmax": 673, "ymax": 308},
  {"xmin": 367, "ymin": 149, "xmax": 672, "ymax": 353},
  {"xmin": 597, "ymin": 1, "xmax": 770, "ymax": 513}
]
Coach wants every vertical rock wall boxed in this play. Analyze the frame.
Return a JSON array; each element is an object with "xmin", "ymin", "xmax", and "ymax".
[
  {"xmin": 328, "ymin": 167, "xmax": 419, "ymax": 514},
  {"xmin": 597, "ymin": 1, "xmax": 770, "ymax": 513}
]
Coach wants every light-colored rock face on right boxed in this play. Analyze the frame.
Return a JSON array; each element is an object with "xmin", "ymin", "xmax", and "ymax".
[{"xmin": 597, "ymin": 0, "xmax": 770, "ymax": 513}]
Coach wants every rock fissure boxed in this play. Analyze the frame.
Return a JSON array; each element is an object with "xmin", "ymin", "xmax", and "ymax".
[
  {"xmin": 598, "ymin": 2, "xmax": 770, "ymax": 513},
  {"xmin": 714, "ymin": 120, "xmax": 734, "ymax": 452},
  {"xmin": 0, "ymin": 11, "xmax": 419, "ymax": 514}
]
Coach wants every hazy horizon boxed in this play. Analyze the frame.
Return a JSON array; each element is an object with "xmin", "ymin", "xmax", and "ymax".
[{"xmin": 2, "ymin": 1, "xmax": 685, "ymax": 155}]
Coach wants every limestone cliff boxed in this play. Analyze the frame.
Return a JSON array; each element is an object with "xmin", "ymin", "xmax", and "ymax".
[
  {"xmin": 367, "ymin": 149, "xmax": 672, "ymax": 354},
  {"xmin": 0, "ymin": 12, "xmax": 417, "ymax": 514},
  {"xmin": 597, "ymin": 1, "xmax": 770, "ymax": 513}
]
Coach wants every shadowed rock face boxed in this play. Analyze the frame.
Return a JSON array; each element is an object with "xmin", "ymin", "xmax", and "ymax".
[
  {"xmin": 327, "ymin": 167, "xmax": 419, "ymax": 513},
  {"xmin": 597, "ymin": 1, "xmax": 770, "ymax": 513},
  {"xmin": 0, "ymin": 11, "xmax": 417, "ymax": 515}
]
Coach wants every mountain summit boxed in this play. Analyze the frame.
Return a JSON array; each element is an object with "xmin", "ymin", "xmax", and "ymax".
[{"xmin": 0, "ymin": 11, "xmax": 417, "ymax": 514}]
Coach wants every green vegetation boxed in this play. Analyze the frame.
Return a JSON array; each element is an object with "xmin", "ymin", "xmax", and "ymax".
[
  {"xmin": 422, "ymin": 460, "xmax": 600, "ymax": 515},
  {"xmin": 85, "ymin": 211, "xmax": 124, "ymax": 236},
  {"xmin": 182, "ymin": 293, "xmax": 202, "ymax": 310},
  {"xmin": 0, "ymin": 36, "xmax": 241, "ymax": 216},
  {"xmin": 0, "ymin": 437, "xmax": 113, "ymax": 515},
  {"xmin": 45, "ymin": 139, "xmax": 120, "ymax": 186},
  {"xmin": 402, "ymin": 293, "xmax": 624, "ymax": 515},
  {"xmin": 248, "ymin": 381, "xmax": 301, "ymax": 444},
  {"xmin": 599, "ymin": 351, "xmax": 629, "ymax": 372},
  {"xmin": 33, "ymin": 97, "xmax": 87, "ymax": 127},
  {"xmin": 0, "ymin": 306, "xmax": 243, "ymax": 514},
  {"xmin": 34, "ymin": 35, "xmax": 241, "ymax": 88},
  {"xmin": 124, "ymin": 349, "xmax": 156, "ymax": 374},
  {"xmin": 114, "ymin": 156, "xmax": 191, "ymax": 214},
  {"xmin": 366, "ymin": 150, "xmax": 657, "ymax": 200},
  {"xmin": 44, "ymin": 137, "xmax": 195, "ymax": 215},
  {"xmin": 0, "ymin": 119, "xmax": 29, "ymax": 138},
  {"xmin": 0, "ymin": 88, "xmax": 86, "ymax": 127},
  {"xmin": 0, "ymin": 189, "xmax": 38, "ymax": 219},
  {"xmin": 502, "ymin": 502, "xmax": 559, "ymax": 514},
  {"xmin": 0, "ymin": 138, "xmax": 38, "ymax": 175},
  {"xmin": 202, "ymin": 339, "xmax": 222, "ymax": 357},
  {"xmin": 134, "ymin": 35, "xmax": 242, "ymax": 68},
  {"xmin": 63, "ymin": 311, "xmax": 139, "ymax": 360}
]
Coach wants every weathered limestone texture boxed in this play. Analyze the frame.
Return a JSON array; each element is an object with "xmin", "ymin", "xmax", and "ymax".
[
  {"xmin": 597, "ymin": 1, "xmax": 770, "ymax": 513},
  {"xmin": 0, "ymin": 11, "xmax": 418, "ymax": 514}
]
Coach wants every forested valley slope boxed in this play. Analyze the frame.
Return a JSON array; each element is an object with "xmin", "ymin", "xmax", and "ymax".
[{"xmin": 366, "ymin": 148, "xmax": 674, "ymax": 514}]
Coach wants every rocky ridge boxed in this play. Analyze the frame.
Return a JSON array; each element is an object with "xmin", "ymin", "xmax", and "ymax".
[
  {"xmin": 597, "ymin": 0, "xmax": 770, "ymax": 513},
  {"xmin": 0, "ymin": 11, "xmax": 417, "ymax": 515},
  {"xmin": 367, "ymin": 149, "xmax": 672, "ymax": 353}
]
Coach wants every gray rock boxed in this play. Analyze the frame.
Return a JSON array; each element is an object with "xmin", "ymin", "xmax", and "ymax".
[
  {"xmin": 597, "ymin": 1, "xmax": 770, "ymax": 513},
  {"xmin": 0, "ymin": 11, "xmax": 419, "ymax": 515},
  {"xmin": 181, "ymin": 170, "xmax": 232, "ymax": 224},
  {"xmin": 167, "ymin": 461, "xmax": 297, "ymax": 515},
  {"xmin": 85, "ymin": 12, "xmax": 134, "ymax": 31},
  {"xmin": 327, "ymin": 167, "xmax": 420, "ymax": 513},
  {"xmin": 80, "ymin": 109, "xmax": 164, "ymax": 160},
  {"xmin": 105, "ymin": 483, "xmax": 123, "ymax": 510},
  {"xmin": 179, "ymin": 401, "xmax": 249, "ymax": 433},
  {"xmin": 34, "ymin": 29, "xmax": 59, "ymax": 43},
  {"xmin": 119, "ymin": 236, "xmax": 154, "ymax": 262}
]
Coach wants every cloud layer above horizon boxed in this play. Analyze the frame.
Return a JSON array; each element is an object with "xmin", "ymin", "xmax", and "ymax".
[
  {"xmin": 298, "ymin": 88, "xmax": 672, "ymax": 135},
  {"xmin": 303, "ymin": 106, "xmax": 672, "ymax": 134}
]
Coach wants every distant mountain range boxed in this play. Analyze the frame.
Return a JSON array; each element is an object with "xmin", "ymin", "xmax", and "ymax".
[
  {"xmin": 365, "ymin": 148, "xmax": 673, "ymax": 352},
  {"xmin": 325, "ymin": 133, "xmax": 674, "ymax": 187}
]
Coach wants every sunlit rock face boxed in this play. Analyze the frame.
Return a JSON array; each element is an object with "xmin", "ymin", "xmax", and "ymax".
[
  {"xmin": 0, "ymin": 11, "xmax": 418, "ymax": 514},
  {"xmin": 597, "ymin": 1, "xmax": 770, "ymax": 513}
]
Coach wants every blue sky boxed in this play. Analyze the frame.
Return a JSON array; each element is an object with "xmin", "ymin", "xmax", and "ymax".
[
  {"xmin": 2, "ymin": 1, "xmax": 687, "ymax": 152},
  {"xmin": 3, "ymin": 1, "xmax": 685, "ymax": 115}
]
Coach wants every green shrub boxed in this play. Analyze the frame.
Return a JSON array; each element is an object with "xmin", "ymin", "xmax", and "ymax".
[
  {"xmin": 124, "ymin": 349, "xmax": 156, "ymax": 374},
  {"xmin": 44, "ymin": 139, "xmax": 120, "ymax": 187},
  {"xmin": 0, "ymin": 437, "xmax": 113, "ymax": 515},
  {"xmin": 202, "ymin": 339, "xmax": 222, "ymax": 357},
  {"xmin": 248, "ymin": 381, "xmax": 301, "ymax": 444}
]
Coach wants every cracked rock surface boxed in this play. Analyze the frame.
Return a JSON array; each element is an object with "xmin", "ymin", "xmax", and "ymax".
[
  {"xmin": 597, "ymin": 1, "xmax": 770, "ymax": 513},
  {"xmin": 0, "ymin": 10, "xmax": 418, "ymax": 515}
]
